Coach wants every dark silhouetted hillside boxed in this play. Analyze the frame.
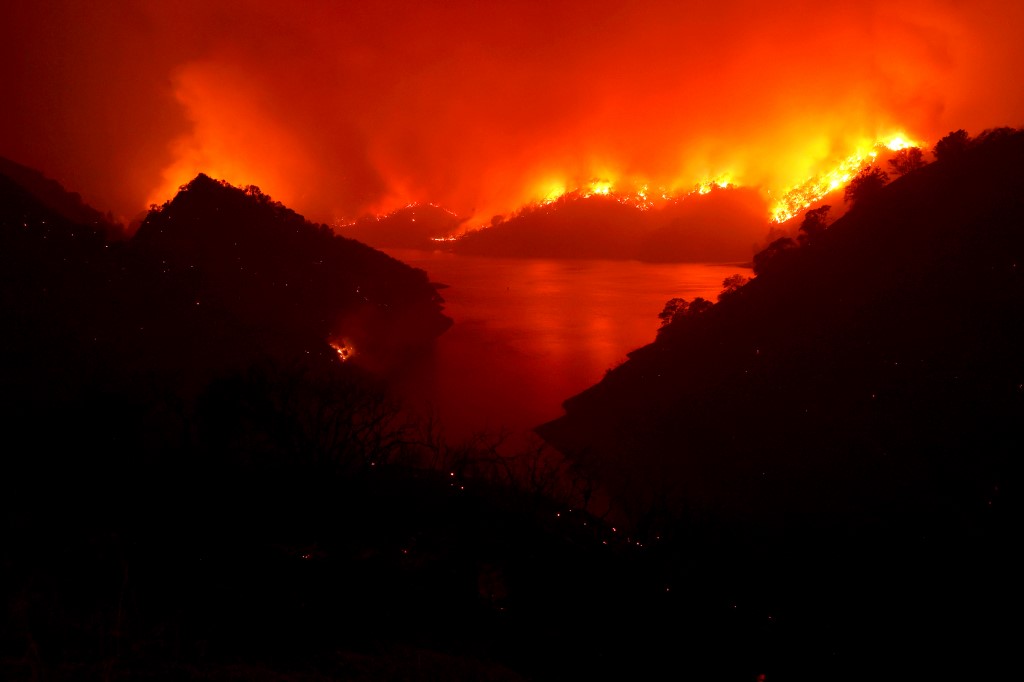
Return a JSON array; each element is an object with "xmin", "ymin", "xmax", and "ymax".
[
  {"xmin": 451, "ymin": 186, "xmax": 771, "ymax": 263},
  {"xmin": 0, "ymin": 155, "xmax": 124, "ymax": 238},
  {"xmin": 339, "ymin": 202, "xmax": 468, "ymax": 249},
  {"xmin": 536, "ymin": 128, "xmax": 1023, "ymax": 679},
  {"xmin": 539, "ymin": 128, "xmax": 1024, "ymax": 527},
  {"xmin": 1, "ymin": 171, "xmax": 454, "ymax": 431},
  {"xmin": 452, "ymin": 193, "xmax": 644, "ymax": 259},
  {"xmin": 1, "ymin": 168, "xmax": 741, "ymax": 682},
  {"xmin": 130, "ymin": 175, "xmax": 453, "ymax": 376},
  {"xmin": 1, "ymin": 170, "xmax": 458, "ymax": 492},
  {"xmin": 635, "ymin": 185, "xmax": 769, "ymax": 262},
  {"xmin": 0, "ymin": 167, "xmax": 119, "ymax": 411},
  {"xmin": 4, "ymin": 142, "xmax": 1018, "ymax": 681}
]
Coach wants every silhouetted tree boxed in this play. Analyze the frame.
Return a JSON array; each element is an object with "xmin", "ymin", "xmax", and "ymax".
[
  {"xmin": 195, "ymin": 356, "xmax": 410, "ymax": 481},
  {"xmin": 717, "ymin": 274, "xmax": 749, "ymax": 300},
  {"xmin": 657, "ymin": 296, "xmax": 714, "ymax": 329},
  {"xmin": 975, "ymin": 126, "xmax": 1017, "ymax": 145},
  {"xmin": 658, "ymin": 297, "xmax": 689, "ymax": 327},
  {"xmin": 933, "ymin": 129, "xmax": 971, "ymax": 162},
  {"xmin": 689, "ymin": 297, "xmax": 712, "ymax": 316},
  {"xmin": 844, "ymin": 165, "xmax": 889, "ymax": 206},
  {"xmin": 797, "ymin": 205, "xmax": 831, "ymax": 245},
  {"xmin": 887, "ymin": 147, "xmax": 926, "ymax": 176},
  {"xmin": 752, "ymin": 236, "xmax": 797, "ymax": 275}
]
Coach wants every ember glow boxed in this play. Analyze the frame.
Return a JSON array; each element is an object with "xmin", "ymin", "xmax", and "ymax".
[
  {"xmin": 329, "ymin": 339, "xmax": 355, "ymax": 362},
  {"xmin": 2, "ymin": 1, "xmax": 1023, "ymax": 234}
]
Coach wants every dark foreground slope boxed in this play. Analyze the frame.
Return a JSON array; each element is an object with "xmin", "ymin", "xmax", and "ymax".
[
  {"xmin": 131, "ymin": 175, "xmax": 454, "ymax": 375},
  {"xmin": 3, "ymin": 147, "xmax": 1017, "ymax": 681},
  {"xmin": 1, "ymin": 172, "xmax": 452, "ymax": 398},
  {"xmin": 1, "ymin": 168, "xmax": 774, "ymax": 682},
  {"xmin": 537, "ymin": 129, "xmax": 1023, "ymax": 676},
  {"xmin": 0, "ymin": 155, "xmax": 124, "ymax": 239},
  {"xmin": 539, "ymin": 129, "xmax": 1023, "ymax": 526}
]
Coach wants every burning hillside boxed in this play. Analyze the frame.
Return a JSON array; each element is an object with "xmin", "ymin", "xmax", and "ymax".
[
  {"xmin": 416, "ymin": 132, "xmax": 927, "ymax": 262},
  {"xmin": 5, "ymin": 2, "xmax": 1023, "ymax": 232}
]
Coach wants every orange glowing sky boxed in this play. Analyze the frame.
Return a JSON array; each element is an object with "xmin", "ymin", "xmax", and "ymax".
[{"xmin": 2, "ymin": 1, "xmax": 1023, "ymax": 230}]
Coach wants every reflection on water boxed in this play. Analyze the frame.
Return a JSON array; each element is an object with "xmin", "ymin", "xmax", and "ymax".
[{"xmin": 383, "ymin": 249, "xmax": 751, "ymax": 444}]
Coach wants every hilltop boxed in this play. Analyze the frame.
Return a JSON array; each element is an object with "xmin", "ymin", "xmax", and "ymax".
[
  {"xmin": 535, "ymin": 128, "xmax": 1023, "ymax": 676},
  {"xmin": 1, "ymin": 170, "xmax": 453, "ymax": 393},
  {"xmin": 0, "ymin": 155, "xmax": 125, "ymax": 238},
  {"xmin": 337, "ymin": 202, "xmax": 468, "ymax": 250},
  {"xmin": 538, "ymin": 128, "xmax": 1023, "ymax": 528},
  {"xmin": 131, "ymin": 174, "xmax": 453, "ymax": 374},
  {"xmin": 451, "ymin": 184, "xmax": 771, "ymax": 263}
]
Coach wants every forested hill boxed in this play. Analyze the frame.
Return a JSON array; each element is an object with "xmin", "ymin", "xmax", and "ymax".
[
  {"xmin": 1, "ymin": 169, "xmax": 455, "ymax": 499},
  {"xmin": 131, "ymin": 174, "xmax": 453, "ymax": 374},
  {"xmin": 449, "ymin": 184, "xmax": 769, "ymax": 263},
  {"xmin": 530, "ymin": 130, "xmax": 1021, "ymax": 678},
  {"xmin": 537, "ymin": 127, "xmax": 1024, "ymax": 532},
  {"xmin": 0, "ymin": 155, "xmax": 124, "ymax": 238},
  {"xmin": 1, "ymin": 170, "xmax": 452, "ymax": 394}
]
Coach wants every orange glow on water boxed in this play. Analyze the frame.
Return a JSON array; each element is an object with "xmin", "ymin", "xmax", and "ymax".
[{"xmin": 386, "ymin": 250, "xmax": 746, "ymax": 441}]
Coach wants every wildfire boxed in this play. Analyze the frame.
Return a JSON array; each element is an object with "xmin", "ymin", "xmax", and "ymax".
[
  {"xmin": 534, "ymin": 176, "xmax": 732, "ymax": 214},
  {"xmin": 882, "ymin": 135, "xmax": 916, "ymax": 151},
  {"xmin": 516, "ymin": 132, "xmax": 923, "ymax": 227},
  {"xmin": 534, "ymin": 178, "xmax": 661, "ymax": 212},
  {"xmin": 522, "ymin": 170, "xmax": 740, "ymax": 221},
  {"xmin": 768, "ymin": 132, "xmax": 923, "ymax": 223},
  {"xmin": 695, "ymin": 176, "xmax": 733, "ymax": 195}
]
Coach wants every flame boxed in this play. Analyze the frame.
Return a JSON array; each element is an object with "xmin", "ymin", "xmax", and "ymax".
[
  {"xmin": 329, "ymin": 339, "xmax": 355, "ymax": 362},
  {"xmin": 695, "ymin": 175, "xmax": 733, "ymax": 195},
  {"xmin": 145, "ymin": 59, "xmax": 927, "ymax": 235},
  {"xmin": 882, "ymin": 135, "xmax": 915, "ymax": 151},
  {"xmin": 530, "ymin": 175, "xmax": 737, "ymax": 216},
  {"xmin": 542, "ymin": 183, "xmax": 568, "ymax": 203},
  {"xmin": 531, "ymin": 178, "xmax": 661, "ymax": 213},
  {"xmin": 16, "ymin": 0, "xmax": 1012, "ymax": 231},
  {"xmin": 767, "ymin": 131, "xmax": 922, "ymax": 223},
  {"xmin": 506, "ymin": 132, "xmax": 923, "ymax": 228}
]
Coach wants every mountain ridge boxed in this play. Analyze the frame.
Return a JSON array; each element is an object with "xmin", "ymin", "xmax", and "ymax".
[{"xmin": 536, "ymin": 127, "xmax": 1024, "ymax": 531}]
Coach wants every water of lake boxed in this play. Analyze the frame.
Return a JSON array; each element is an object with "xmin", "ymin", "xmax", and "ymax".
[{"xmin": 382, "ymin": 248, "xmax": 751, "ymax": 446}]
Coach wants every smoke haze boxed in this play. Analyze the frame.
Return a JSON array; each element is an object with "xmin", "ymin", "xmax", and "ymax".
[{"xmin": 3, "ymin": 1, "xmax": 1023, "ymax": 229}]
